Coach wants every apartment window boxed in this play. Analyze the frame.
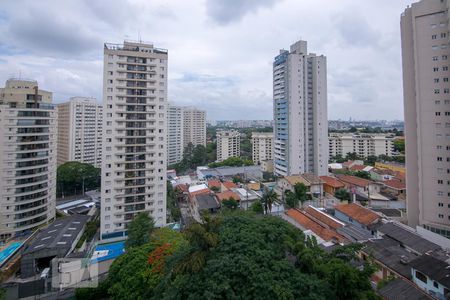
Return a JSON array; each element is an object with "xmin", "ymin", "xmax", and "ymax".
[
  {"xmin": 443, "ymin": 55, "xmax": 448, "ymax": 60},
  {"xmin": 437, "ymin": 145, "xmax": 443, "ymax": 150},
  {"xmin": 433, "ymin": 45, "xmax": 439, "ymax": 50},
  {"xmin": 436, "ymin": 112, "xmax": 441, "ymax": 116},
  {"xmin": 438, "ymin": 157, "xmax": 443, "ymax": 161},
  {"xmin": 432, "ymin": 34, "xmax": 438, "ymax": 39},
  {"xmin": 435, "ymin": 89, "xmax": 440, "ymax": 94},
  {"xmin": 438, "ymin": 180, "xmax": 443, "ymax": 184},
  {"xmin": 435, "ymin": 78, "xmax": 440, "ymax": 83},
  {"xmin": 438, "ymin": 191, "xmax": 444, "ymax": 196},
  {"xmin": 439, "ymin": 214, "xmax": 444, "ymax": 218},
  {"xmin": 433, "ymin": 56, "xmax": 439, "ymax": 61},
  {"xmin": 439, "ymin": 202, "xmax": 444, "ymax": 207},
  {"xmin": 446, "ymin": 112, "xmax": 450, "ymax": 116},
  {"xmin": 444, "ymin": 66, "xmax": 449, "ymax": 71},
  {"xmin": 441, "ymin": 33, "xmax": 447, "ymax": 38},
  {"xmin": 436, "ymin": 100, "xmax": 441, "ymax": 104},
  {"xmin": 445, "ymin": 78, "xmax": 449, "ymax": 82},
  {"xmin": 434, "ymin": 67, "xmax": 439, "ymax": 72}
]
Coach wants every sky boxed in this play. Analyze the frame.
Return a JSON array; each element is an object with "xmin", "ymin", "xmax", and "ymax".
[{"xmin": 0, "ymin": 0, "xmax": 412, "ymax": 121}]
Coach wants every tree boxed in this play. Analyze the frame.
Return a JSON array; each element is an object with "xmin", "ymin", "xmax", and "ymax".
[
  {"xmin": 57, "ymin": 161, "xmax": 100, "ymax": 197},
  {"xmin": 345, "ymin": 152, "xmax": 361, "ymax": 161},
  {"xmin": 294, "ymin": 183, "xmax": 308, "ymax": 206},
  {"xmin": 126, "ymin": 212, "xmax": 155, "ymax": 250},
  {"xmin": 335, "ymin": 188, "xmax": 350, "ymax": 202},
  {"xmin": 393, "ymin": 139, "xmax": 405, "ymax": 153},
  {"xmin": 249, "ymin": 200, "xmax": 264, "ymax": 214},
  {"xmin": 365, "ymin": 155, "xmax": 378, "ymax": 166},
  {"xmin": 285, "ymin": 191, "xmax": 299, "ymax": 208},
  {"xmin": 261, "ymin": 187, "xmax": 278, "ymax": 214},
  {"xmin": 222, "ymin": 198, "xmax": 238, "ymax": 209},
  {"xmin": 232, "ymin": 176, "xmax": 242, "ymax": 184},
  {"xmin": 353, "ymin": 171, "xmax": 371, "ymax": 180},
  {"xmin": 166, "ymin": 182, "xmax": 181, "ymax": 222}
]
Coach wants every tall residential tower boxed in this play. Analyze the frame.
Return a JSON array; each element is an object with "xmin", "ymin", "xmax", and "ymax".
[
  {"xmin": 401, "ymin": 0, "xmax": 450, "ymax": 236},
  {"xmin": 101, "ymin": 41, "xmax": 168, "ymax": 240},
  {"xmin": 183, "ymin": 107, "xmax": 206, "ymax": 147},
  {"xmin": 167, "ymin": 103, "xmax": 184, "ymax": 165},
  {"xmin": 0, "ymin": 79, "xmax": 57, "ymax": 240},
  {"xmin": 273, "ymin": 40, "xmax": 328, "ymax": 177},
  {"xmin": 57, "ymin": 97, "xmax": 103, "ymax": 167}
]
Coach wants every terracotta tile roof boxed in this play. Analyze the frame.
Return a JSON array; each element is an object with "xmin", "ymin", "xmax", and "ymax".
[
  {"xmin": 284, "ymin": 175, "xmax": 307, "ymax": 186},
  {"xmin": 190, "ymin": 188, "xmax": 210, "ymax": 197},
  {"xmin": 301, "ymin": 173, "xmax": 322, "ymax": 184},
  {"xmin": 394, "ymin": 171, "xmax": 406, "ymax": 181},
  {"xmin": 175, "ymin": 185, "xmax": 189, "ymax": 193},
  {"xmin": 320, "ymin": 176, "xmax": 345, "ymax": 189},
  {"xmin": 216, "ymin": 191, "xmax": 241, "ymax": 202},
  {"xmin": 335, "ymin": 203, "xmax": 380, "ymax": 226},
  {"xmin": 246, "ymin": 182, "xmax": 261, "ymax": 191},
  {"xmin": 383, "ymin": 179, "xmax": 406, "ymax": 190},
  {"xmin": 336, "ymin": 175, "xmax": 371, "ymax": 187},
  {"xmin": 349, "ymin": 165, "xmax": 367, "ymax": 171},
  {"xmin": 207, "ymin": 180, "xmax": 221, "ymax": 189},
  {"xmin": 304, "ymin": 206, "xmax": 344, "ymax": 230},
  {"xmin": 342, "ymin": 161, "xmax": 354, "ymax": 167},
  {"xmin": 222, "ymin": 181, "xmax": 237, "ymax": 190},
  {"xmin": 286, "ymin": 209, "xmax": 347, "ymax": 243}
]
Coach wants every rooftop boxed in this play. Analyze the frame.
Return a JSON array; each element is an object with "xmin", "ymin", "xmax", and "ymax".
[
  {"xmin": 216, "ymin": 191, "xmax": 241, "ymax": 202},
  {"xmin": 335, "ymin": 203, "xmax": 380, "ymax": 226},
  {"xmin": 23, "ymin": 215, "xmax": 89, "ymax": 255},
  {"xmin": 383, "ymin": 179, "xmax": 406, "ymax": 190},
  {"xmin": 410, "ymin": 255, "xmax": 450, "ymax": 288},
  {"xmin": 301, "ymin": 173, "xmax": 322, "ymax": 185},
  {"xmin": 377, "ymin": 222, "xmax": 441, "ymax": 254},
  {"xmin": 104, "ymin": 41, "xmax": 168, "ymax": 54},
  {"xmin": 304, "ymin": 206, "xmax": 345, "ymax": 230},
  {"xmin": 207, "ymin": 180, "xmax": 221, "ymax": 189},
  {"xmin": 283, "ymin": 175, "xmax": 305, "ymax": 186},
  {"xmin": 336, "ymin": 174, "xmax": 371, "ymax": 187},
  {"xmin": 320, "ymin": 176, "xmax": 345, "ymax": 188},
  {"xmin": 371, "ymin": 208, "xmax": 402, "ymax": 218},
  {"xmin": 196, "ymin": 193, "xmax": 220, "ymax": 211},
  {"xmin": 222, "ymin": 181, "xmax": 237, "ymax": 190},
  {"xmin": 378, "ymin": 278, "xmax": 430, "ymax": 300}
]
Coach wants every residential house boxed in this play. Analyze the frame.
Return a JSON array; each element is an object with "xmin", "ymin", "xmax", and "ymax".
[
  {"xmin": 320, "ymin": 176, "xmax": 345, "ymax": 196},
  {"xmin": 410, "ymin": 255, "xmax": 450, "ymax": 300},
  {"xmin": 383, "ymin": 179, "xmax": 406, "ymax": 200},
  {"xmin": 334, "ymin": 203, "xmax": 381, "ymax": 234},
  {"xmin": 216, "ymin": 191, "xmax": 241, "ymax": 203},
  {"xmin": 221, "ymin": 181, "xmax": 238, "ymax": 192}
]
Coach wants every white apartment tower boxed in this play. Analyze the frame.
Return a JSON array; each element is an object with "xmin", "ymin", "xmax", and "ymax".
[
  {"xmin": 167, "ymin": 103, "xmax": 184, "ymax": 165},
  {"xmin": 216, "ymin": 130, "xmax": 240, "ymax": 162},
  {"xmin": 57, "ymin": 97, "xmax": 103, "ymax": 167},
  {"xmin": 401, "ymin": 0, "xmax": 450, "ymax": 237},
  {"xmin": 101, "ymin": 41, "xmax": 168, "ymax": 240},
  {"xmin": 328, "ymin": 133, "xmax": 397, "ymax": 159},
  {"xmin": 183, "ymin": 107, "xmax": 206, "ymax": 147},
  {"xmin": 273, "ymin": 40, "xmax": 328, "ymax": 177},
  {"xmin": 252, "ymin": 132, "xmax": 273, "ymax": 164},
  {"xmin": 0, "ymin": 79, "xmax": 57, "ymax": 240}
]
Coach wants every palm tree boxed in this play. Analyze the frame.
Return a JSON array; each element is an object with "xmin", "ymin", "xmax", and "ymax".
[{"xmin": 261, "ymin": 187, "xmax": 278, "ymax": 214}]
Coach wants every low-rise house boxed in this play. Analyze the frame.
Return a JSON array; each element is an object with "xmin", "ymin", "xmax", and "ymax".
[
  {"xmin": 410, "ymin": 255, "xmax": 450, "ymax": 299},
  {"xmin": 233, "ymin": 187, "xmax": 260, "ymax": 210},
  {"xmin": 277, "ymin": 175, "xmax": 304, "ymax": 192},
  {"xmin": 221, "ymin": 181, "xmax": 238, "ymax": 192},
  {"xmin": 378, "ymin": 278, "xmax": 431, "ymax": 300},
  {"xmin": 207, "ymin": 180, "xmax": 222, "ymax": 191},
  {"xmin": 277, "ymin": 174, "xmax": 323, "ymax": 197},
  {"xmin": 382, "ymin": 179, "xmax": 406, "ymax": 200},
  {"xmin": 336, "ymin": 175, "xmax": 386, "ymax": 202},
  {"xmin": 191, "ymin": 193, "xmax": 220, "ymax": 221},
  {"xmin": 320, "ymin": 176, "xmax": 345, "ymax": 196},
  {"xmin": 334, "ymin": 203, "xmax": 381, "ymax": 234},
  {"xmin": 216, "ymin": 191, "xmax": 241, "ymax": 202},
  {"xmin": 369, "ymin": 167, "xmax": 397, "ymax": 182}
]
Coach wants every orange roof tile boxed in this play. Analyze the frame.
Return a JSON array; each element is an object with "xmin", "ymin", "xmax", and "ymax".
[
  {"xmin": 216, "ymin": 191, "xmax": 241, "ymax": 202},
  {"xmin": 222, "ymin": 181, "xmax": 237, "ymax": 190},
  {"xmin": 190, "ymin": 188, "xmax": 210, "ymax": 197},
  {"xmin": 335, "ymin": 203, "xmax": 380, "ymax": 226},
  {"xmin": 336, "ymin": 175, "xmax": 371, "ymax": 187},
  {"xmin": 349, "ymin": 165, "xmax": 367, "ymax": 171},
  {"xmin": 383, "ymin": 179, "xmax": 406, "ymax": 190},
  {"xmin": 286, "ymin": 209, "xmax": 347, "ymax": 243},
  {"xmin": 320, "ymin": 176, "xmax": 345, "ymax": 189},
  {"xmin": 207, "ymin": 180, "xmax": 221, "ymax": 189},
  {"xmin": 304, "ymin": 206, "xmax": 344, "ymax": 230},
  {"xmin": 176, "ymin": 185, "xmax": 189, "ymax": 193}
]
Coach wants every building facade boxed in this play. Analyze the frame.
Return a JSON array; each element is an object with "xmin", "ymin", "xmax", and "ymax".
[
  {"xmin": 183, "ymin": 107, "xmax": 206, "ymax": 147},
  {"xmin": 252, "ymin": 132, "xmax": 273, "ymax": 164},
  {"xmin": 101, "ymin": 41, "xmax": 168, "ymax": 240},
  {"xmin": 0, "ymin": 79, "xmax": 57, "ymax": 240},
  {"xmin": 216, "ymin": 130, "xmax": 240, "ymax": 162},
  {"xmin": 273, "ymin": 40, "xmax": 328, "ymax": 177},
  {"xmin": 329, "ymin": 133, "xmax": 397, "ymax": 158},
  {"xmin": 167, "ymin": 103, "xmax": 184, "ymax": 165},
  {"xmin": 401, "ymin": 0, "xmax": 450, "ymax": 236},
  {"xmin": 57, "ymin": 97, "xmax": 103, "ymax": 167}
]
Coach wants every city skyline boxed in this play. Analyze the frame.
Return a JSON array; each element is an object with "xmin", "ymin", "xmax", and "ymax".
[{"xmin": 0, "ymin": 0, "xmax": 411, "ymax": 121}]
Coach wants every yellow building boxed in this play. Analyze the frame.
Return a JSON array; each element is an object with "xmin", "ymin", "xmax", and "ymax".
[{"xmin": 375, "ymin": 162, "xmax": 406, "ymax": 174}]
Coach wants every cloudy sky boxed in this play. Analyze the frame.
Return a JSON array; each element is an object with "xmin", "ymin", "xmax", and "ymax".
[{"xmin": 0, "ymin": 0, "xmax": 412, "ymax": 121}]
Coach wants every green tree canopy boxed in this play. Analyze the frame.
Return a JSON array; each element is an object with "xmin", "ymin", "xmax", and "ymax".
[
  {"xmin": 335, "ymin": 188, "xmax": 350, "ymax": 202},
  {"xmin": 57, "ymin": 161, "xmax": 100, "ymax": 197},
  {"xmin": 125, "ymin": 212, "xmax": 155, "ymax": 250}
]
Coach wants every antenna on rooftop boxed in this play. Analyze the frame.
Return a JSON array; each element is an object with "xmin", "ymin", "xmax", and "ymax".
[{"xmin": 138, "ymin": 30, "xmax": 142, "ymax": 43}]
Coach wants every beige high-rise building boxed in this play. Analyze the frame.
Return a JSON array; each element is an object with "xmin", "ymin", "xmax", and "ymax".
[
  {"xmin": 183, "ymin": 107, "xmax": 206, "ymax": 147},
  {"xmin": 216, "ymin": 130, "xmax": 240, "ymax": 162},
  {"xmin": 57, "ymin": 97, "xmax": 103, "ymax": 167},
  {"xmin": 101, "ymin": 41, "xmax": 168, "ymax": 240},
  {"xmin": 252, "ymin": 132, "xmax": 273, "ymax": 164},
  {"xmin": 328, "ymin": 133, "xmax": 397, "ymax": 159},
  {"xmin": 167, "ymin": 103, "xmax": 184, "ymax": 165},
  {"xmin": 401, "ymin": 0, "xmax": 450, "ymax": 237},
  {"xmin": 0, "ymin": 79, "xmax": 57, "ymax": 240}
]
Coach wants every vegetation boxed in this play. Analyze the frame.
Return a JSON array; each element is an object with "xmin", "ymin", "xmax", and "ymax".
[
  {"xmin": 353, "ymin": 171, "xmax": 371, "ymax": 180},
  {"xmin": 76, "ymin": 220, "xmax": 99, "ymax": 249},
  {"xmin": 335, "ymin": 188, "xmax": 350, "ymax": 202},
  {"xmin": 92, "ymin": 211, "xmax": 379, "ymax": 300},
  {"xmin": 170, "ymin": 143, "xmax": 208, "ymax": 174},
  {"xmin": 125, "ymin": 212, "xmax": 155, "ymax": 250},
  {"xmin": 330, "ymin": 152, "xmax": 405, "ymax": 166},
  {"xmin": 249, "ymin": 200, "xmax": 264, "ymax": 214},
  {"xmin": 221, "ymin": 198, "xmax": 239, "ymax": 210},
  {"xmin": 206, "ymin": 142, "xmax": 217, "ymax": 162},
  {"xmin": 208, "ymin": 156, "xmax": 253, "ymax": 168},
  {"xmin": 393, "ymin": 139, "xmax": 405, "ymax": 153},
  {"xmin": 285, "ymin": 183, "xmax": 308, "ymax": 208},
  {"xmin": 166, "ymin": 182, "xmax": 181, "ymax": 222},
  {"xmin": 261, "ymin": 187, "xmax": 278, "ymax": 214},
  {"xmin": 57, "ymin": 161, "xmax": 100, "ymax": 197}
]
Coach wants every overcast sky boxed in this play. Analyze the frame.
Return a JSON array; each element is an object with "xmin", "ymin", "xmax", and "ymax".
[{"xmin": 0, "ymin": 0, "xmax": 412, "ymax": 121}]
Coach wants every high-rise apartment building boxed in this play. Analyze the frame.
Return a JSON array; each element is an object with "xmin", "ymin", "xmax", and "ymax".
[
  {"xmin": 57, "ymin": 97, "xmax": 103, "ymax": 167},
  {"xmin": 167, "ymin": 103, "xmax": 184, "ymax": 165},
  {"xmin": 0, "ymin": 79, "xmax": 57, "ymax": 240},
  {"xmin": 252, "ymin": 132, "xmax": 273, "ymax": 164},
  {"xmin": 183, "ymin": 107, "xmax": 206, "ymax": 147},
  {"xmin": 101, "ymin": 41, "xmax": 168, "ymax": 240},
  {"xmin": 329, "ymin": 133, "xmax": 397, "ymax": 159},
  {"xmin": 401, "ymin": 0, "xmax": 450, "ymax": 237},
  {"xmin": 216, "ymin": 130, "xmax": 240, "ymax": 162},
  {"xmin": 273, "ymin": 40, "xmax": 328, "ymax": 177}
]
